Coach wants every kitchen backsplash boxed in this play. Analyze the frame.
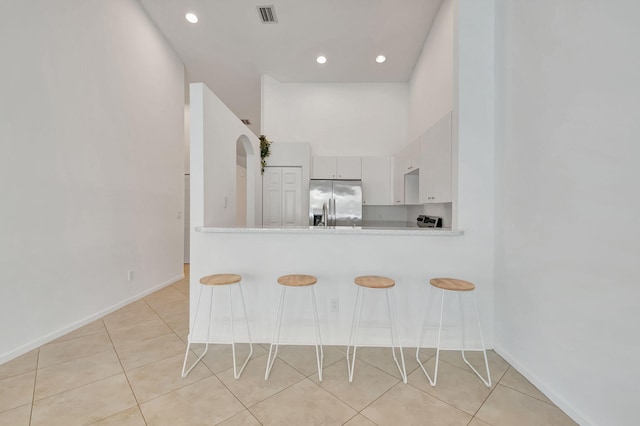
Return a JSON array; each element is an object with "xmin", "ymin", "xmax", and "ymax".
[{"xmin": 363, "ymin": 204, "xmax": 452, "ymax": 228}]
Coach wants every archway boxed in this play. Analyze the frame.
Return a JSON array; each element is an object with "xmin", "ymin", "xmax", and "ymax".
[{"xmin": 236, "ymin": 135, "xmax": 256, "ymax": 226}]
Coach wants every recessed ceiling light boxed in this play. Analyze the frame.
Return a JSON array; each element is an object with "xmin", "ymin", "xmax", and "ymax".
[
  {"xmin": 316, "ymin": 56, "xmax": 327, "ymax": 64},
  {"xmin": 376, "ymin": 55, "xmax": 387, "ymax": 64},
  {"xmin": 185, "ymin": 13, "xmax": 198, "ymax": 24}
]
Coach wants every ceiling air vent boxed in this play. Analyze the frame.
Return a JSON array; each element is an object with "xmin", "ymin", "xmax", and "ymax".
[
  {"xmin": 257, "ymin": 5, "xmax": 278, "ymax": 23},
  {"xmin": 241, "ymin": 119, "xmax": 251, "ymax": 125}
]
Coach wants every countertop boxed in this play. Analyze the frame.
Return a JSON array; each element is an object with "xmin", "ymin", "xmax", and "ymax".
[{"xmin": 195, "ymin": 225, "xmax": 463, "ymax": 236}]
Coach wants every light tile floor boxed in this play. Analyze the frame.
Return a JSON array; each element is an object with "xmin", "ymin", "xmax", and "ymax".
[{"xmin": 0, "ymin": 265, "xmax": 577, "ymax": 425}]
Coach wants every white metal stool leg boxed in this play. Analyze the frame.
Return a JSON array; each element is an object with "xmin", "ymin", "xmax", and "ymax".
[
  {"xmin": 182, "ymin": 281, "xmax": 253, "ymax": 379},
  {"xmin": 459, "ymin": 292, "xmax": 491, "ymax": 387},
  {"xmin": 265, "ymin": 286, "xmax": 286, "ymax": 380},
  {"xmin": 310, "ymin": 286, "xmax": 324, "ymax": 381},
  {"xmin": 347, "ymin": 286, "xmax": 406, "ymax": 383},
  {"xmin": 416, "ymin": 285, "xmax": 436, "ymax": 377},
  {"xmin": 386, "ymin": 288, "xmax": 407, "ymax": 383},
  {"xmin": 229, "ymin": 282, "xmax": 253, "ymax": 379},
  {"xmin": 416, "ymin": 285, "xmax": 491, "ymax": 387},
  {"xmin": 416, "ymin": 287, "xmax": 445, "ymax": 386},
  {"xmin": 181, "ymin": 284, "xmax": 214, "ymax": 378},
  {"xmin": 266, "ymin": 284, "xmax": 323, "ymax": 381},
  {"xmin": 346, "ymin": 286, "xmax": 364, "ymax": 382}
]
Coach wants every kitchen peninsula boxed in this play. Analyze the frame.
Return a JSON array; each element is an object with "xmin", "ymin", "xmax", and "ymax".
[
  {"xmin": 188, "ymin": 82, "xmax": 495, "ymax": 352},
  {"xmin": 190, "ymin": 224, "xmax": 479, "ymax": 349},
  {"xmin": 196, "ymin": 225, "xmax": 463, "ymax": 236}
]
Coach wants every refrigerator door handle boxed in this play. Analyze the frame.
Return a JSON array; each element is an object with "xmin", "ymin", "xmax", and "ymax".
[
  {"xmin": 330, "ymin": 198, "xmax": 336, "ymax": 226},
  {"xmin": 333, "ymin": 198, "xmax": 336, "ymax": 226}
]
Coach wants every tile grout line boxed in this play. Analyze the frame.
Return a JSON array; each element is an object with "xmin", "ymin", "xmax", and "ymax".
[
  {"xmin": 343, "ymin": 349, "xmax": 427, "ymax": 416},
  {"xmin": 141, "ymin": 297, "xmax": 189, "ymax": 341},
  {"xmin": 398, "ymin": 352, "xmax": 492, "ymax": 420},
  {"xmin": 470, "ymin": 363, "xmax": 511, "ymax": 420},
  {"xmin": 110, "ymin": 320, "xmax": 216, "ymax": 422},
  {"xmin": 276, "ymin": 348, "xmax": 344, "ymax": 378},
  {"xmin": 495, "ymin": 380, "xmax": 558, "ymax": 406},
  {"xmin": 28, "ymin": 347, "xmax": 39, "ymax": 426},
  {"xmin": 101, "ymin": 317, "xmax": 147, "ymax": 424},
  {"xmin": 159, "ymin": 269, "xmax": 259, "ymax": 423},
  {"xmin": 234, "ymin": 362, "xmax": 309, "ymax": 411},
  {"xmin": 35, "ymin": 345, "xmax": 117, "ymax": 377},
  {"xmin": 356, "ymin": 348, "xmax": 429, "ymax": 382},
  {"xmin": 213, "ymin": 407, "xmax": 264, "ymax": 426},
  {"xmin": 495, "ymin": 371, "xmax": 556, "ymax": 406},
  {"xmin": 38, "ymin": 326, "xmax": 106, "ymax": 349},
  {"xmin": 355, "ymin": 380, "xmax": 403, "ymax": 423}
]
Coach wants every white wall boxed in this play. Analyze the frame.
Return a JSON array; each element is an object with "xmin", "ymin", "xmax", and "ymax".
[
  {"xmin": 494, "ymin": 1, "xmax": 640, "ymax": 425},
  {"xmin": 452, "ymin": 0, "xmax": 496, "ymax": 354},
  {"xmin": 261, "ymin": 75, "xmax": 408, "ymax": 156},
  {"xmin": 235, "ymin": 164, "xmax": 247, "ymax": 226},
  {"xmin": 408, "ymin": 0, "xmax": 454, "ymax": 141},
  {"xmin": 407, "ymin": 0, "xmax": 456, "ymax": 225},
  {"xmin": 190, "ymin": 0, "xmax": 497, "ymax": 352},
  {"xmin": 0, "ymin": 0, "xmax": 185, "ymax": 361},
  {"xmin": 190, "ymin": 83, "xmax": 261, "ymax": 228}
]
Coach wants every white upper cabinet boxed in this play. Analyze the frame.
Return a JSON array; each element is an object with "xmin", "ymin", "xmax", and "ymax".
[
  {"xmin": 311, "ymin": 156, "xmax": 336, "ymax": 179},
  {"xmin": 312, "ymin": 156, "xmax": 361, "ymax": 179},
  {"xmin": 392, "ymin": 139, "xmax": 419, "ymax": 204},
  {"xmin": 419, "ymin": 112, "xmax": 452, "ymax": 203},
  {"xmin": 361, "ymin": 157, "xmax": 392, "ymax": 205},
  {"xmin": 336, "ymin": 156, "xmax": 362, "ymax": 179},
  {"xmin": 393, "ymin": 155, "xmax": 404, "ymax": 204}
]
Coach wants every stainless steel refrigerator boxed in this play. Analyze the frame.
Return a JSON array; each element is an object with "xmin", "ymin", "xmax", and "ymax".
[{"xmin": 309, "ymin": 180, "xmax": 362, "ymax": 226}]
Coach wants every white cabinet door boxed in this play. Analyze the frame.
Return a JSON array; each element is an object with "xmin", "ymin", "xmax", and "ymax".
[
  {"xmin": 393, "ymin": 154, "xmax": 404, "ymax": 205},
  {"xmin": 336, "ymin": 156, "xmax": 362, "ymax": 179},
  {"xmin": 405, "ymin": 141, "xmax": 420, "ymax": 172},
  {"xmin": 262, "ymin": 167, "xmax": 283, "ymax": 226},
  {"xmin": 311, "ymin": 156, "xmax": 337, "ymax": 179},
  {"xmin": 419, "ymin": 112, "xmax": 452, "ymax": 203},
  {"xmin": 312, "ymin": 156, "xmax": 361, "ymax": 179},
  {"xmin": 281, "ymin": 167, "xmax": 303, "ymax": 226},
  {"xmin": 362, "ymin": 157, "xmax": 391, "ymax": 205},
  {"xmin": 262, "ymin": 167, "xmax": 303, "ymax": 226},
  {"xmin": 392, "ymin": 140, "xmax": 419, "ymax": 205}
]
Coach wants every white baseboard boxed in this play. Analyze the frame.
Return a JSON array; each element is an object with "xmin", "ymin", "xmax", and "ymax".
[
  {"xmin": 493, "ymin": 344, "xmax": 591, "ymax": 426},
  {"xmin": 0, "ymin": 274, "xmax": 184, "ymax": 365}
]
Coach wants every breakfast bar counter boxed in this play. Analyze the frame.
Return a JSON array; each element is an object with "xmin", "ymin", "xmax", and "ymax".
[
  {"xmin": 188, "ymin": 226, "xmax": 491, "ymax": 350},
  {"xmin": 195, "ymin": 226, "xmax": 463, "ymax": 236}
]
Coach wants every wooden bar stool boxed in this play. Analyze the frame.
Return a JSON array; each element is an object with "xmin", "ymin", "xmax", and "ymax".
[
  {"xmin": 416, "ymin": 278, "xmax": 491, "ymax": 387},
  {"xmin": 265, "ymin": 274, "xmax": 324, "ymax": 381},
  {"xmin": 181, "ymin": 274, "xmax": 253, "ymax": 379},
  {"xmin": 346, "ymin": 275, "xmax": 407, "ymax": 383}
]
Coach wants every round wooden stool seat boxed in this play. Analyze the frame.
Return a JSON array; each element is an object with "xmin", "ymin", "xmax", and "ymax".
[
  {"xmin": 277, "ymin": 274, "xmax": 317, "ymax": 287},
  {"xmin": 354, "ymin": 275, "xmax": 395, "ymax": 289},
  {"xmin": 199, "ymin": 274, "xmax": 242, "ymax": 286},
  {"xmin": 430, "ymin": 278, "xmax": 475, "ymax": 292}
]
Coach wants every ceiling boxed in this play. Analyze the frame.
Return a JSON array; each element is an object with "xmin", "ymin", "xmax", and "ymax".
[{"xmin": 138, "ymin": 0, "xmax": 443, "ymax": 135}]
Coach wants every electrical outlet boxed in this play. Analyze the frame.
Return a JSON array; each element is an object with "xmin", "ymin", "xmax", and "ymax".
[
  {"xmin": 128, "ymin": 271, "xmax": 134, "ymax": 281},
  {"xmin": 330, "ymin": 298, "xmax": 339, "ymax": 312}
]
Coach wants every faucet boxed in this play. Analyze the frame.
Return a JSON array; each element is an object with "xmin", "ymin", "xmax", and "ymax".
[{"xmin": 322, "ymin": 202, "xmax": 328, "ymax": 228}]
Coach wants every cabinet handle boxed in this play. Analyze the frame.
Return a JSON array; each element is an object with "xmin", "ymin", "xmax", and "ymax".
[{"xmin": 338, "ymin": 174, "xmax": 342, "ymax": 178}]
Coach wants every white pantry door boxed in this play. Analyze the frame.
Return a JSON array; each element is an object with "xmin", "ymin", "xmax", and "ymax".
[{"xmin": 262, "ymin": 167, "xmax": 302, "ymax": 227}]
